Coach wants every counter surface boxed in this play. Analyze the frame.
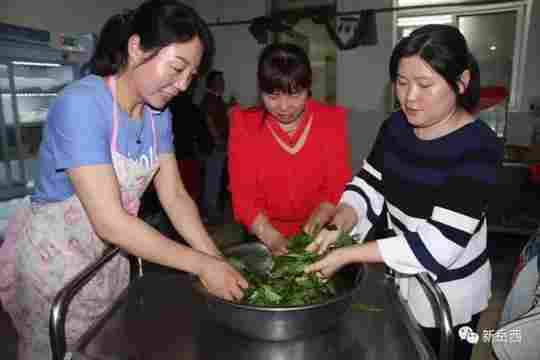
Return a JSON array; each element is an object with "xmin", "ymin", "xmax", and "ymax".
[{"xmin": 71, "ymin": 266, "xmax": 435, "ymax": 360}]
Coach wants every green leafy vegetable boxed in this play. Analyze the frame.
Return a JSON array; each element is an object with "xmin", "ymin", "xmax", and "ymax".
[
  {"xmin": 230, "ymin": 231, "xmax": 357, "ymax": 306},
  {"xmin": 350, "ymin": 303, "xmax": 384, "ymax": 312},
  {"xmin": 334, "ymin": 232, "xmax": 356, "ymax": 248}
]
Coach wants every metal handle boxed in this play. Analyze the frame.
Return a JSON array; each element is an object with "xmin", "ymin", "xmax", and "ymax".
[
  {"xmin": 49, "ymin": 246, "xmax": 122, "ymax": 360},
  {"xmin": 415, "ymin": 272, "xmax": 454, "ymax": 360}
]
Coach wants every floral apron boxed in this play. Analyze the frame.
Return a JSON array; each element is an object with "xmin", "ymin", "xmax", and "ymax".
[{"xmin": 0, "ymin": 76, "xmax": 159, "ymax": 359}]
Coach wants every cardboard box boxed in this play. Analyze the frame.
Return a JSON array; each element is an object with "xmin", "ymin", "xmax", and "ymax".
[{"xmin": 522, "ymin": 144, "xmax": 540, "ymax": 162}]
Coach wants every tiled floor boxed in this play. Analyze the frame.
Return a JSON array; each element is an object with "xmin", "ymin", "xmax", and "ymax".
[{"xmin": 0, "ymin": 206, "xmax": 530, "ymax": 360}]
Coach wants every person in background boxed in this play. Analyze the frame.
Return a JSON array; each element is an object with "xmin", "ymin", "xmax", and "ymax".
[
  {"xmin": 199, "ymin": 70, "xmax": 229, "ymax": 225},
  {"xmin": 304, "ymin": 25, "xmax": 503, "ymax": 360},
  {"xmin": 137, "ymin": 81, "xmax": 207, "ymax": 265},
  {"xmin": 492, "ymin": 227, "xmax": 540, "ymax": 360},
  {"xmin": 228, "ymin": 43, "xmax": 352, "ymax": 255},
  {"xmin": 0, "ymin": 1, "xmax": 247, "ymax": 358},
  {"xmin": 171, "ymin": 82, "xmax": 207, "ymax": 202}
]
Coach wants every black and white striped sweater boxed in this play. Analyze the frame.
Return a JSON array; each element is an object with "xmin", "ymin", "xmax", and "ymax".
[{"xmin": 342, "ymin": 111, "xmax": 503, "ymax": 326}]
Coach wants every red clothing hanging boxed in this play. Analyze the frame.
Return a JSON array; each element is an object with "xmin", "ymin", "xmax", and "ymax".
[
  {"xmin": 228, "ymin": 99, "xmax": 352, "ymax": 237},
  {"xmin": 475, "ymin": 86, "xmax": 509, "ymax": 112},
  {"xmin": 529, "ymin": 163, "xmax": 540, "ymax": 184}
]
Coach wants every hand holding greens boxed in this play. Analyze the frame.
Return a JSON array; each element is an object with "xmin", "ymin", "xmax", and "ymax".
[{"xmin": 228, "ymin": 231, "xmax": 355, "ymax": 306}]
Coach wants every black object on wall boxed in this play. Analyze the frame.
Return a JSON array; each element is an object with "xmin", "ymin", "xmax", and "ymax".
[
  {"xmin": 324, "ymin": 9, "xmax": 378, "ymax": 50},
  {"xmin": 248, "ymin": 16, "xmax": 293, "ymax": 44}
]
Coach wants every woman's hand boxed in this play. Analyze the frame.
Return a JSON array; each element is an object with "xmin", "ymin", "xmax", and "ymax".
[
  {"xmin": 306, "ymin": 227, "xmax": 341, "ymax": 254},
  {"xmin": 251, "ymin": 213, "xmax": 288, "ymax": 255},
  {"xmin": 306, "ymin": 203, "xmax": 358, "ymax": 254},
  {"xmin": 303, "ymin": 202, "xmax": 337, "ymax": 236},
  {"xmin": 307, "ymin": 242, "xmax": 383, "ymax": 278},
  {"xmin": 198, "ymin": 255, "xmax": 249, "ymax": 301},
  {"xmin": 260, "ymin": 229, "xmax": 288, "ymax": 256},
  {"xmin": 304, "ymin": 247, "xmax": 353, "ymax": 279}
]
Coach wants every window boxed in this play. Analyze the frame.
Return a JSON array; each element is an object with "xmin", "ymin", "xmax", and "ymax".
[
  {"xmin": 276, "ymin": 22, "xmax": 338, "ymax": 104},
  {"xmin": 272, "ymin": 1, "xmax": 338, "ymax": 104},
  {"xmin": 394, "ymin": 0, "xmax": 531, "ymax": 137}
]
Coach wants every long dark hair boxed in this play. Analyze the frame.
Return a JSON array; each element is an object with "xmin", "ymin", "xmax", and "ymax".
[
  {"xmin": 257, "ymin": 43, "xmax": 312, "ymax": 95},
  {"xmin": 90, "ymin": 0, "xmax": 214, "ymax": 76},
  {"xmin": 205, "ymin": 70, "xmax": 223, "ymax": 90},
  {"xmin": 389, "ymin": 24, "xmax": 480, "ymax": 112}
]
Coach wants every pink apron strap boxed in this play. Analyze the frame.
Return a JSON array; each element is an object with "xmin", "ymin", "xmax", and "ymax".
[
  {"xmin": 150, "ymin": 109, "xmax": 159, "ymax": 160},
  {"xmin": 106, "ymin": 76, "xmax": 120, "ymax": 153},
  {"xmin": 105, "ymin": 76, "xmax": 159, "ymax": 158}
]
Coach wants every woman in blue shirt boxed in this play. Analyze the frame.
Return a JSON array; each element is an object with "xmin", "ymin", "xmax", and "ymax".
[{"xmin": 0, "ymin": 1, "xmax": 247, "ymax": 358}]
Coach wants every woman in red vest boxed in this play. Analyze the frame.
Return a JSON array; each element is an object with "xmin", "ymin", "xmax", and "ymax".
[{"xmin": 228, "ymin": 43, "xmax": 352, "ymax": 255}]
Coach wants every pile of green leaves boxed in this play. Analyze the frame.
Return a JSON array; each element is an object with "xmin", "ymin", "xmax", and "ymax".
[{"xmin": 228, "ymin": 231, "xmax": 356, "ymax": 306}]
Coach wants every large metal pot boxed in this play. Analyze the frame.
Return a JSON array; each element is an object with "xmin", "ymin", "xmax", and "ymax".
[{"xmin": 193, "ymin": 242, "xmax": 366, "ymax": 341}]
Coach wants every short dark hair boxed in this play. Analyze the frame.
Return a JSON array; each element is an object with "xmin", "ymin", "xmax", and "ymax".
[
  {"xmin": 257, "ymin": 43, "xmax": 312, "ymax": 95},
  {"xmin": 91, "ymin": 0, "xmax": 214, "ymax": 76},
  {"xmin": 389, "ymin": 24, "xmax": 480, "ymax": 112}
]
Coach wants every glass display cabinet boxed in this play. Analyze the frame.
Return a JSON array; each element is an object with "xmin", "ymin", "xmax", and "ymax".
[{"xmin": 0, "ymin": 60, "xmax": 75, "ymax": 199}]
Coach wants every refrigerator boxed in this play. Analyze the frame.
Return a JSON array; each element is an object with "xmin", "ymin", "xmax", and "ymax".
[{"xmin": 0, "ymin": 23, "xmax": 92, "ymax": 201}]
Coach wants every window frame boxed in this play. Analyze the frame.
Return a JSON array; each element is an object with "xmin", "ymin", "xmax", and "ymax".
[{"xmin": 392, "ymin": 0, "xmax": 532, "ymax": 112}]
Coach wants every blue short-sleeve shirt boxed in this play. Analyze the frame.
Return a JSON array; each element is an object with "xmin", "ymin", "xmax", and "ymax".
[{"xmin": 31, "ymin": 75, "xmax": 174, "ymax": 203}]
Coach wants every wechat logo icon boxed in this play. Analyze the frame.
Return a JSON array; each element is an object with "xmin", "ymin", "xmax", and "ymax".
[{"xmin": 458, "ymin": 326, "xmax": 479, "ymax": 344}]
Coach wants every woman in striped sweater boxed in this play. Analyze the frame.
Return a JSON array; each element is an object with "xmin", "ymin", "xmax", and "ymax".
[{"xmin": 304, "ymin": 24, "xmax": 503, "ymax": 360}]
